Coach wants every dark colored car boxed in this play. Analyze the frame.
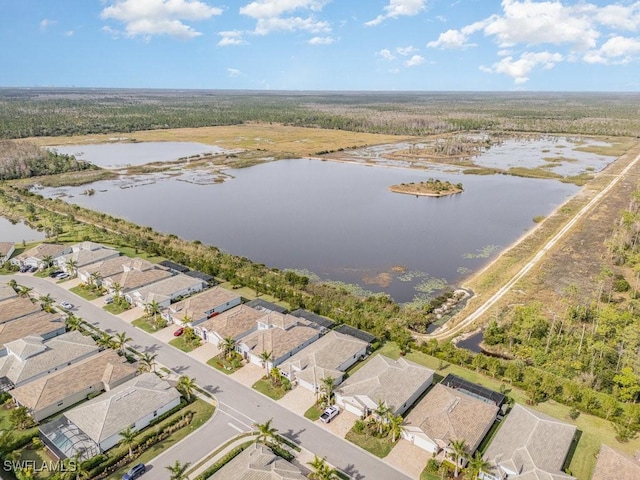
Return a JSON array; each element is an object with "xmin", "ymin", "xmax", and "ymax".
[
  {"xmin": 28, "ymin": 266, "xmax": 38, "ymax": 273},
  {"xmin": 48, "ymin": 271, "xmax": 63, "ymax": 278},
  {"xmin": 19, "ymin": 266, "xmax": 29, "ymax": 273},
  {"xmin": 122, "ymin": 463, "xmax": 146, "ymax": 480},
  {"xmin": 173, "ymin": 327, "xmax": 184, "ymax": 337}
]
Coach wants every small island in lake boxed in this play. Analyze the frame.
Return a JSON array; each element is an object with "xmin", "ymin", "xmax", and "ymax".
[{"xmin": 389, "ymin": 178, "xmax": 464, "ymax": 197}]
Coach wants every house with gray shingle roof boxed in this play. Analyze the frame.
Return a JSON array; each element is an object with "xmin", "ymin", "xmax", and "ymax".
[
  {"xmin": 0, "ymin": 283, "xmax": 18, "ymax": 303},
  {"xmin": 11, "ymin": 349, "xmax": 136, "ymax": 421},
  {"xmin": 102, "ymin": 263, "xmax": 173, "ymax": 295},
  {"xmin": 55, "ymin": 242, "xmax": 120, "ymax": 274},
  {"xmin": 591, "ymin": 444, "xmax": 640, "ymax": 480},
  {"xmin": 126, "ymin": 273, "xmax": 205, "ymax": 309},
  {"xmin": 0, "ymin": 310, "xmax": 66, "ymax": 357},
  {"xmin": 0, "ymin": 242, "xmax": 15, "ymax": 265},
  {"xmin": 237, "ymin": 313, "xmax": 320, "ymax": 370},
  {"xmin": 403, "ymin": 382, "xmax": 499, "ymax": 467},
  {"xmin": 0, "ymin": 296, "xmax": 42, "ymax": 324},
  {"xmin": 77, "ymin": 256, "xmax": 152, "ymax": 286},
  {"xmin": 41, "ymin": 373, "xmax": 181, "ymax": 460},
  {"xmin": 335, "ymin": 355, "xmax": 434, "ymax": 418},
  {"xmin": 10, "ymin": 243, "xmax": 70, "ymax": 269},
  {"xmin": 480, "ymin": 404, "xmax": 576, "ymax": 480},
  {"xmin": 164, "ymin": 286, "xmax": 241, "ymax": 326},
  {"xmin": 194, "ymin": 304, "xmax": 265, "ymax": 346},
  {"xmin": 279, "ymin": 331, "xmax": 368, "ymax": 392},
  {"xmin": 209, "ymin": 443, "xmax": 306, "ymax": 480},
  {"xmin": 0, "ymin": 330, "xmax": 99, "ymax": 390}
]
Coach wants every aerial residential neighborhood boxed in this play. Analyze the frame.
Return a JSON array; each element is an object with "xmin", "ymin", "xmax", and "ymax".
[{"xmin": 0, "ymin": 238, "xmax": 635, "ymax": 480}]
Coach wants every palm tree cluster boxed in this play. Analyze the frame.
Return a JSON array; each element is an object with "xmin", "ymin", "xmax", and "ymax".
[
  {"xmin": 353, "ymin": 399, "xmax": 406, "ymax": 443},
  {"xmin": 438, "ymin": 439, "xmax": 491, "ymax": 479},
  {"xmin": 308, "ymin": 455, "xmax": 339, "ymax": 480}
]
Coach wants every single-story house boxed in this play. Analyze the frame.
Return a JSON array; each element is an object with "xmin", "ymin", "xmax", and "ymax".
[
  {"xmin": 334, "ymin": 324, "xmax": 377, "ymax": 345},
  {"xmin": 289, "ymin": 308, "xmax": 336, "ymax": 331},
  {"xmin": 102, "ymin": 263, "xmax": 173, "ymax": 295},
  {"xmin": 245, "ymin": 298, "xmax": 288, "ymax": 314},
  {"xmin": 11, "ymin": 349, "xmax": 136, "ymax": 421},
  {"xmin": 403, "ymin": 383, "xmax": 499, "ymax": 467},
  {"xmin": 0, "ymin": 330, "xmax": 99, "ymax": 390},
  {"xmin": 0, "ymin": 310, "xmax": 66, "ymax": 357},
  {"xmin": 335, "ymin": 355, "xmax": 434, "ymax": 418},
  {"xmin": 10, "ymin": 243, "xmax": 70, "ymax": 269},
  {"xmin": 164, "ymin": 286, "xmax": 241, "ymax": 326},
  {"xmin": 55, "ymin": 242, "xmax": 120, "ymax": 274},
  {"xmin": 125, "ymin": 273, "xmax": 205, "ymax": 309},
  {"xmin": 236, "ymin": 313, "xmax": 320, "ymax": 369},
  {"xmin": 40, "ymin": 373, "xmax": 181, "ymax": 460},
  {"xmin": 0, "ymin": 242, "xmax": 15, "ymax": 265},
  {"xmin": 278, "ymin": 331, "xmax": 368, "ymax": 392},
  {"xmin": 481, "ymin": 404, "xmax": 577, "ymax": 480},
  {"xmin": 208, "ymin": 443, "xmax": 306, "ymax": 480},
  {"xmin": 591, "ymin": 444, "xmax": 640, "ymax": 480},
  {"xmin": 77, "ymin": 256, "xmax": 153, "ymax": 286},
  {"xmin": 0, "ymin": 297, "xmax": 43, "ymax": 324},
  {"xmin": 194, "ymin": 304, "xmax": 265, "ymax": 345},
  {"xmin": 0, "ymin": 283, "xmax": 18, "ymax": 303}
]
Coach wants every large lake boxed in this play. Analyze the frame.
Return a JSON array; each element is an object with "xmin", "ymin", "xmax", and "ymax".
[
  {"xmin": 0, "ymin": 217, "xmax": 46, "ymax": 243},
  {"xmin": 39, "ymin": 157, "xmax": 580, "ymax": 304}
]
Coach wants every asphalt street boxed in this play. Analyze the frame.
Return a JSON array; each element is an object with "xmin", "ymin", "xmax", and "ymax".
[{"xmin": 9, "ymin": 274, "xmax": 412, "ymax": 480}]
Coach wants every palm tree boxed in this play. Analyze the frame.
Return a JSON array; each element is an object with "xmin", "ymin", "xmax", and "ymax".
[
  {"xmin": 65, "ymin": 314, "xmax": 82, "ymax": 331},
  {"xmin": 39, "ymin": 293, "xmax": 54, "ymax": 311},
  {"xmin": 467, "ymin": 452, "xmax": 491, "ymax": 479},
  {"xmin": 145, "ymin": 299, "xmax": 160, "ymax": 324},
  {"xmin": 449, "ymin": 439, "xmax": 468, "ymax": 478},
  {"xmin": 388, "ymin": 413, "xmax": 405, "ymax": 442},
  {"xmin": 165, "ymin": 460, "xmax": 191, "ymax": 480},
  {"xmin": 113, "ymin": 331, "xmax": 132, "ymax": 355},
  {"xmin": 222, "ymin": 336, "xmax": 237, "ymax": 360},
  {"xmin": 42, "ymin": 255, "xmax": 53, "ymax": 269},
  {"xmin": 139, "ymin": 352, "xmax": 157, "ymax": 373},
  {"xmin": 259, "ymin": 350, "xmax": 273, "ymax": 376},
  {"xmin": 373, "ymin": 399, "xmax": 391, "ymax": 435},
  {"xmin": 320, "ymin": 376, "xmax": 336, "ymax": 407},
  {"xmin": 270, "ymin": 367, "xmax": 282, "ymax": 387},
  {"xmin": 112, "ymin": 282, "xmax": 122, "ymax": 300},
  {"xmin": 8, "ymin": 279, "xmax": 18, "ymax": 292},
  {"xmin": 17, "ymin": 286, "xmax": 32, "ymax": 298},
  {"xmin": 89, "ymin": 271, "xmax": 101, "ymax": 288},
  {"xmin": 308, "ymin": 455, "xmax": 338, "ymax": 480},
  {"xmin": 177, "ymin": 375, "xmax": 196, "ymax": 402},
  {"xmin": 96, "ymin": 332, "xmax": 114, "ymax": 349},
  {"xmin": 253, "ymin": 418, "xmax": 278, "ymax": 445},
  {"xmin": 119, "ymin": 426, "xmax": 137, "ymax": 459},
  {"xmin": 65, "ymin": 258, "xmax": 78, "ymax": 277}
]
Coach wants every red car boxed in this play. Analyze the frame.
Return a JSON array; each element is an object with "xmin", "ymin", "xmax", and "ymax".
[{"xmin": 173, "ymin": 327, "xmax": 184, "ymax": 337}]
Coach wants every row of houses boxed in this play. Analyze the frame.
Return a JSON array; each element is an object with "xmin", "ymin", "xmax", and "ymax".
[{"xmin": 0, "ymin": 282, "xmax": 182, "ymax": 461}]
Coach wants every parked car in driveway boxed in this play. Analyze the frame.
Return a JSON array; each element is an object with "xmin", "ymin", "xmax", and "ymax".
[
  {"xmin": 59, "ymin": 301, "xmax": 74, "ymax": 310},
  {"xmin": 173, "ymin": 327, "xmax": 184, "ymax": 337},
  {"xmin": 122, "ymin": 463, "xmax": 146, "ymax": 480},
  {"xmin": 104, "ymin": 295, "xmax": 114, "ymax": 304},
  {"xmin": 55, "ymin": 273, "xmax": 69, "ymax": 280},
  {"xmin": 320, "ymin": 406, "xmax": 340, "ymax": 423},
  {"xmin": 48, "ymin": 271, "xmax": 63, "ymax": 278}
]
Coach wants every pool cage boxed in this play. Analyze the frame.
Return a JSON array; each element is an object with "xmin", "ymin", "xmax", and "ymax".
[{"xmin": 39, "ymin": 416, "xmax": 100, "ymax": 461}]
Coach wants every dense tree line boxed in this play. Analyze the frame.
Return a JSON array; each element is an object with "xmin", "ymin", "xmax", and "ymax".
[{"xmin": 0, "ymin": 140, "xmax": 95, "ymax": 180}]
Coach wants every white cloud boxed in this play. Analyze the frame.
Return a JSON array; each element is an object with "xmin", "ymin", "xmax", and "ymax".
[
  {"xmin": 584, "ymin": 36, "xmax": 640, "ymax": 64},
  {"xmin": 396, "ymin": 45, "xmax": 417, "ymax": 56},
  {"xmin": 596, "ymin": 2, "xmax": 640, "ymax": 31},
  {"xmin": 365, "ymin": 0, "xmax": 426, "ymax": 26},
  {"xmin": 218, "ymin": 30, "xmax": 247, "ymax": 46},
  {"xmin": 376, "ymin": 49, "xmax": 396, "ymax": 60},
  {"xmin": 240, "ymin": 0, "xmax": 328, "ymax": 18},
  {"xmin": 405, "ymin": 54, "xmax": 425, "ymax": 67},
  {"xmin": 254, "ymin": 17, "xmax": 329, "ymax": 35},
  {"xmin": 308, "ymin": 35, "xmax": 334, "ymax": 44},
  {"xmin": 240, "ymin": 0, "xmax": 331, "ymax": 35},
  {"xmin": 427, "ymin": 19, "xmax": 486, "ymax": 49},
  {"xmin": 65, "ymin": 30, "xmax": 74, "ymax": 37},
  {"xmin": 485, "ymin": 51, "xmax": 563, "ymax": 84},
  {"xmin": 227, "ymin": 68, "xmax": 241, "ymax": 77},
  {"xmin": 101, "ymin": 25, "xmax": 121, "ymax": 38},
  {"xmin": 101, "ymin": 0, "xmax": 222, "ymax": 39},
  {"xmin": 40, "ymin": 19, "xmax": 57, "ymax": 30}
]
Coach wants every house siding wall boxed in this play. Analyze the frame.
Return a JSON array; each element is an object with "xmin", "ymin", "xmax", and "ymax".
[{"xmin": 30, "ymin": 382, "xmax": 104, "ymax": 422}]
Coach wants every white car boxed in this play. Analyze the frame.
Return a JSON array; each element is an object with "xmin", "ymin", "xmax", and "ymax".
[
  {"xmin": 59, "ymin": 301, "xmax": 74, "ymax": 310},
  {"xmin": 320, "ymin": 406, "xmax": 340, "ymax": 423},
  {"xmin": 55, "ymin": 273, "xmax": 70, "ymax": 280}
]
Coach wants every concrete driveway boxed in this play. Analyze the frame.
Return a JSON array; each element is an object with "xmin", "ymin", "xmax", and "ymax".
[
  {"xmin": 278, "ymin": 385, "xmax": 315, "ymax": 416},
  {"xmin": 118, "ymin": 307, "xmax": 144, "ymax": 324},
  {"xmin": 385, "ymin": 439, "xmax": 430, "ymax": 479},
  {"xmin": 153, "ymin": 324, "xmax": 180, "ymax": 343},
  {"xmin": 316, "ymin": 408, "xmax": 357, "ymax": 438},
  {"xmin": 230, "ymin": 362, "xmax": 265, "ymax": 387},
  {"xmin": 189, "ymin": 342, "xmax": 220, "ymax": 364}
]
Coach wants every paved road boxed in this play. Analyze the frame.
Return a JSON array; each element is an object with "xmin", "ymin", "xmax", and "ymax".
[
  {"xmin": 427, "ymin": 149, "xmax": 640, "ymax": 341},
  {"xmin": 10, "ymin": 275, "xmax": 411, "ymax": 480}
]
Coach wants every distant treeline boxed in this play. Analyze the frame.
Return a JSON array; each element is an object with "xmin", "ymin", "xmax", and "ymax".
[
  {"xmin": 0, "ymin": 140, "xmax": 96, "ymax": 180},
  {"xmin": 2, "ymin": 89, "xmax": 640, "ymax": 139}
]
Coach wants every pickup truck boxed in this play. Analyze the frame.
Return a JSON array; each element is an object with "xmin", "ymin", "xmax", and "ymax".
[{"xmin": 320, "ymin": 406, "xmax": 340, "ymax": 423}]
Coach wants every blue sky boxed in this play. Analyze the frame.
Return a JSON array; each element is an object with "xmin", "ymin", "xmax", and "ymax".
[{"xmin": 2, "ymin": 0, "xmax": 640, "ymax": 91}]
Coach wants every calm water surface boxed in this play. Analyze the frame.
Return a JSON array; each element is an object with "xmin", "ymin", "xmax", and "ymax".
[
  {"xmin": 0, "ymin": 217, "xmax": 46, "ymax": 243},
  {"xmin": 40, "ymin": 158, "xmax": 578, "ymax": 303}
]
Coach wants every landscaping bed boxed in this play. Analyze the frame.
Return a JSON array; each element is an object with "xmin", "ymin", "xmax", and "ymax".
[
  {"xmin": 132, "ymin": 316, "xmax": 167, "ymax": 333},
  {"xmin": 70, "ymin": 284, "xmax": 103, "ymax": 301},
  {"xmin": 252, "ymin": 377, "xmax": 290, "ymax": 401}
]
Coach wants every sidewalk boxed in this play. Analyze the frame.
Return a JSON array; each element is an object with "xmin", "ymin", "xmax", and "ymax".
[{"xmin": 187, "ymin": 434, "xmax": 256, "ymax": 479}]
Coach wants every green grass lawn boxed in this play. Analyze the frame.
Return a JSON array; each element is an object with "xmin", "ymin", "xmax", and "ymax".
[
  {"xmin": 69, "ymin": 284, "xmax": 103, "ymax": 301},
  {"xmin": 16, "ymin": 445, "xmax": 56, "ymax": 479},
  {"xmin": 103, "ymin": 302, "xmax": 131, "ymax": 315},
  {"xmin": 207, "ymin": 354, "xmax": 243, "ymax": 375},
  {"xmin": 111, "ymin": 399, "xmax": 214, "ymax": 478},
  {"xmin": 420, "ymin": 472, "xmax": 440, "ymax": 480},
  {"xmin": 113, "ymin": 245, "xmax": 166, "ymax": 264},
  {"xmin": 169, "ymin": 336, "xmax": 201, "ymax": 353},
  {"xmin": 132, "ymin": 316, "xmax": 167, "ymax": 334},
  {"xmin": 344, "ymin": 429, "xmax": 396, "ymax": 458},
  {"xmin": 216, "ymin": 282, "xmax": 289, "ymax": 309},
  {"xmin": 252, "ymin": 377, "xmax": 289, "ymax": 400},
  {"xmin": 304, "ymin": 404, "xmax": 322, "ymax": 421},
  {"xmin": 372, "ymin": 342, "xmax": 640, "ymax": 480}
]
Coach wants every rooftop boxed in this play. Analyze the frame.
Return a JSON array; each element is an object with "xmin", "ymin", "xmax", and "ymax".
[
  {"xmin": 64, "ymin": 373, "xmax": 181, "ymax": 444},
  {"xmin": 290, "ymin": 308, "xmax": 336, "ymax": 329},
  {"xmin": 197, "ymin": 304, "xmax": 265, "ymax": 339},
  {"xmin": 159, "ymin": 260, "xmax": 190, "ymax": 273},
  {"xmin": 209, "ymin": 443, "xmax": 306, "ymax": 480},
  {"xmin": 483, "ymin": 404, "xmax": 577, "ymax": 480},
  {"xmin": 591, "ymin": 444, "xmax": 640, "ymax": 480},
  {"xmin": 16, "ymin": 243, "xmax": 67, "ymax": 261},
  {"xmin": 405, "ymin": 383, "xmax": 499, "ymax": 453},
  {"xmin": 80, "ymin": 256, "xmax": 154, "ymax": 281},
  {"xmin": 245, "ymin": 298, "xmax": 288, "ymax": 314},
  {"xmin": 105, "ymin": 267, "xmax": 172, "ymax": 293},
  {"xmin": 0, "ymin": 283, "xmax": 18, "ymax": 303},
  {"xmin": 130, "ymin": 274, "xmax": 204, "ymax": 304},
  {"xmin": 240, "ymin": 323, "xmax": 319, "ymax": 361},
  {"xmin": 0, "ymin": 331, "xmax": 99, "ymax": 387},
  {"xmin": 334, "ymin": 324, "xmax": 377, "ymax": 344},
  {"xmin": 168, "ymin": 286, "xmax": 240, "ymax": 322},
  {"xmin": 0, "ymin": 297, "xmax": 42, "ymax": 324},
  {"xmin": 0, "ymin": 310, "xmax": 65, "ymax": 349},
  {"xmin": 441, "ymin": 374, "xmax": 506, "ymax": 407},
  {"xmin": 0, "ymin": 242, "xmax": 14, "ymax": 257},
  {"xmin": 337, "ymin": 355, "xmax": 434, "ymax": 412},
  {"xmin": 58, "ymin": 246, "xmax": 119, "ymax": 268},
  {"xmin": 11, "ymin": 349, "xmax": 136, "ymax": 414},
  {"xmin": 279, "ymin": 331, "xmax": 368, "ymax": 382}
]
